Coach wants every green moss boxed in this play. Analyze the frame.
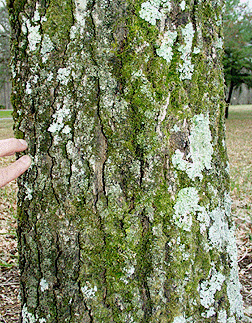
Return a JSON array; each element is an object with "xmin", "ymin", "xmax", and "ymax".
[{"xmin": 42, "ymin": 0, "xmax": 74, "ymax": 49}]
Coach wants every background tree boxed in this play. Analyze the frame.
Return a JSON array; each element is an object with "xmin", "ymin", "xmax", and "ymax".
[
  {"xmin": 223, "ymin": 0, "xmax": 252, "ymax": 117},
  {"xmin": 0, "ymin": 2, "xmax": 11, "ymax": 109},
  {"xmin": 8, "ymin": 0, "xmax": 243, "ymax": 322}
]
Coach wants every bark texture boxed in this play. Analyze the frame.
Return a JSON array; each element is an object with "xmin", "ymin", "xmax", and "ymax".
[{"xmin": 8, "ymin": 0, "xmax": 243, "ymax": 322}]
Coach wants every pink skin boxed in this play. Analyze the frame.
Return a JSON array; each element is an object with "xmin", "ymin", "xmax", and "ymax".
[{"xmin": 0, "ymin": 138, "xmax": 31, "ymax": 188}]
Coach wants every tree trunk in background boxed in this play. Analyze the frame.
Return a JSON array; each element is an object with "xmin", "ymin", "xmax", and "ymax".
[
  {"xmin": 8, "ymin": 0, "xmax": 243, "ymax": 322},
  {"xmin": 225, "ymin": 80, "xmax": 234, "ymax": 118}
]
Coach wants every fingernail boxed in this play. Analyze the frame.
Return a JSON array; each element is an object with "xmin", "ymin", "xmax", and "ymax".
[
  {"xmin": 21, "ymin": 155, "xmax": 32, "ymax": 166},
  {"xmin": 18, "ymin": 139, "xmax": 27, "ymax": 146}
]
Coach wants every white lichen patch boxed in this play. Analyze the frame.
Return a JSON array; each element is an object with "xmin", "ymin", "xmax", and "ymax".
[
  {"xmin": 227, "ymin": 267, "xmax": 244, "ymax": 318},
  {"xmin": 24, "ymin": 182, "xmax": 33, "ymax": 201},
  {"xmin": 26, "ymin": 82, "xmax": 32, "ymax": 95},
  {"xmin": 139, "ymin": 1, "xmax": 162, "ymax": 26},
  {"xmin": 74, "ymin": 0, "xmax": 87, "ymax": 28},
  {"xmin": 57, "ymin": 67, "xmax": 71, "ymax": 86},
  {"xmin": 173, "ymin": 187, "xmax": 202, "ymax": 231},
  {"xmin": 41, "ymin": 34, "xmax": 54, "ymax": 63},
  {"xmin": 22, "ymin": 304, "xmax": 37, "ymax": 323},
  {"xmin": 27, "ymin": 22, "xmax": 41, "ymax": 52},
  {"xmin": 40, "ymin": 278, "xmax": 49, "ymax": 292},
  {"xmin": 197, "ymin": 207, "xmax": 210, "ymax": 233},
  {"xmin": 172, "ymin": 113, "xmax": 213, "ymax": 180},
  {"xmin": 81, "ymin": 282, "xmax": 97, "ymax": 299},
  {"xmin": 156, "ymin": 30, "xmax": 177, "ymax": 64},
  {"xmin": 218, "ymin": 309, "xmax": 227, "ymax": 323},
  {"xmin": 173, "ymin": 315, "xmax": 186, "ymax": 323},
  {"xmin": 180, "ymin": 0, "xmax": 186, "ymax": 10},
  {"xmin": 139, "ymin": 0, "xmax": 171, "ymax": 26},
  {"xmin": 48, "ymin": 105, "xmax": 71, "ymax": 134},
  {"xmin": 33, "ymin": 4, "xmax": 41, "ymax": 22},
  {"xmin": 200, "ymin": 198, "xmax": 243, "ymax": 319},
  {"xmin": 22, "ymin": 304, "xmax": 46, "ymax": 323},
  {"xmin": 199, "ymin": 267, "xmax": 225, "ymax": 309},
  {"xmin": 178, "ymin": 22, "xmax": 195, "ymax": 80}
]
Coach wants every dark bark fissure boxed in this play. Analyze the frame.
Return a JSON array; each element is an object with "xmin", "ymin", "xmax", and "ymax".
[
  {"xmin": 53, "ymin": 232, "xmax": 61, "ymax": 322},
  {"xmin": 138, "ymin": 213, "xmax": 153, "ymax": 322}
]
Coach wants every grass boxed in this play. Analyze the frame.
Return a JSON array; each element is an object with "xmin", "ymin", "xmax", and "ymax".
[
  {"xmin": 226, "ymin": 105, "xmax": 252, "ymax": 221},
  {"xmin": 0, "ymin": 110, "xmax": 13, "ymax": 119},
  {"xmin": 0, "ymin": 119, "xmax": 14, "ymax": 139}
]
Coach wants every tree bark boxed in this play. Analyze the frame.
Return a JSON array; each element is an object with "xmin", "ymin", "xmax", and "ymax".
[
  {"xmin": 8, "ymin": 0, "xmax": 243, "ymax": 322},
  {"xmin": 225, "ymin": 80, "xmax": 234, "ymax": 118}
]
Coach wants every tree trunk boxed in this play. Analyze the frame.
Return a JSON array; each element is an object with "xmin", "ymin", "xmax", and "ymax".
[
  {"xmin": 8, "ymin": 0, "xmax": 243, "ymax": 322},
  {"xmin": 225, "ymin": 81, "xmax": 234, "ymax": 118}
]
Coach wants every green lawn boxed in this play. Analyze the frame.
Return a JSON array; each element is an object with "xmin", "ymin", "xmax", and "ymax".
[{"xmin": 0, "ymin": 110, "xmax": 13, "ymax": 119}]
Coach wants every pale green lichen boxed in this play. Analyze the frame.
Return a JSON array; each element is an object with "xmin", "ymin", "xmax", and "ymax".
[
  {"xmin": 139, "ymin": 0, "xmax": 171, "ymax": 26},
  {"xmin": 173, "ymin": 315, "xmax": 186, "ymax": 323},
  {"xmin": 41, "ymin": 34, "xmax": 54, "ymax": 63},
  {"xmin": 227, "ymin": 267, "xmax": 244, "ymax": 318},
  {"xmin": 22, "ymin": 304, "xmax": 46, "ymax": 323},
  {"xmin": 56, "ymin": 67, "xmax": 71, "ymax": 86},
  {"xmin": 218, "ymin": 309, "xmax": 227, "ymax": 323},
  {"xmin": 27, "ymin": 22, "xmax": 41, "ymax": 51},
  {"xmin": 172, "ymin": 113, "xmax": 213, "ymax": 180},
  {"xmin": 48, "ymin": 104, "xmax": 71, "ymax": 134},
  {"xmin": 200, "ymin": 196, "xmax": 243, "ymax": 320},
  {"xmin": 40, "ymin": 278, "xmax": 49, "ymax": 292},
  {"xmin": 173, "ymin": 187, "xmax": 200, "ymax": 231},
  {"xmin": 22, "ymin": 304, "xmax": 36, "ymax": 323},
  {"xmin": 81, "ymin": 282, "xmax": 98, "ymax": 299},
  {"xmin": 199, "ymin": 266, "xmax": 226, "ymax": 309},
  {"xmin": 73, "ymin": 0, "xmax": 87, "ymax": 28},
  {"xmin": 180, "ymin": 0, "xmax": 186, "ymax": 11},
  {"xmin": 178, "ymin": 22, "xmax": 195, "ymax": 80},
  {"xmin": 156, "ymin": 30, "xmax": 177, "ymax": 64},
  {"xmin": 22, "ymin": 5, "xmax": 42, "ymax": 52}
]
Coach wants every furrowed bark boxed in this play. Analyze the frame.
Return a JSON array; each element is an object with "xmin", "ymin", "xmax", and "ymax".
[{"xmin": 8, "ymin": 0, "xmax": 243, "ymax": 322}]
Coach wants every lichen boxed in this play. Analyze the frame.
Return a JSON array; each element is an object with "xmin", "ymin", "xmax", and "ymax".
[
  {"xmin": 173, "ymin": 187, "xmax": 200, "ymax": 231},
  {"xmin": 47, "ymin": 105, "xmax": 71, "ymax": 134},
  {"xmin": 199, "ymin": 266, "xmax": 226, "ymax": 309},
  {"xmin": 178, "ymin": 22, "xmax": 195, "ymax": 80},
  {"xmin": 180, "ymin": 0, "xmax": 186, "ymax": 11},
  {"xmin": 22, "ymin": 304, "xmax": 47, "ymax": 323},
  {"xmin": 81, "ymin": 282, "xmax": 98, "ymax": 300},
  {"xmin": 172, "ymin": 113, "xmax": 213, "ymax": 180},
  {"xmin": 40, "ymin": 34, "xmax": 54, "ymax": 63},
  {"xmin": 10, "ymin": 0, "xmax": 243, "ymax": 321},
  {"xmin": 156, "ymin": 30, "xmax": 177, "ymax": 64},
  {"xmin": 27, "ymin": 22, "xmax": 41, "ymax": 52},
  {"xmin": 56, "ymin": 67, "xmax": 71, "ymax": 86},
  {"xmin": 40, "ymin": 278, "xmax": 49, "ymax": 292},
  {"xmin": 139, "ymin": 0, "xmax": 171, "ymax": 26},
  {"xmin": 173, "ymin": 315, "xmax": 186, "ymax": 323},
  {"xmin": 218, "ymin": 309, "xmax": 227, "ymax": 323}
]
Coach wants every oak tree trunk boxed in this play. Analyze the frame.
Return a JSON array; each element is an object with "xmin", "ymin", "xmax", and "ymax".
[{"xmin": 8, "ymin": 0, "xmax": 243, "ymax": 322}]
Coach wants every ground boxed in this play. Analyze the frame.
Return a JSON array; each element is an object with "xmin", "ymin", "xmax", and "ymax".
[{"xmin": 0, "ymin": 106, "xmax": 251, "ymax": 322}]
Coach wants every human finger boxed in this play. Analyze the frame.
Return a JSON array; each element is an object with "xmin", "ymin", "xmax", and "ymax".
[
  {"xmin": 0, "ymin": 155, "xmax": 32, "ymax": 188},
  {"xmin": 0, "ymin": 138, "xmax": 28, "ymax": 157}
]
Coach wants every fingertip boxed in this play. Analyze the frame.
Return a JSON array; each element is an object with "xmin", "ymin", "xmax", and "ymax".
[
  {"xmin": 20, "ymin": 155, "xmax": 32, "ymax": 168},
  {"xmin": 18, "ymin": 139, "xmax": 28, "ymax": 149}
]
